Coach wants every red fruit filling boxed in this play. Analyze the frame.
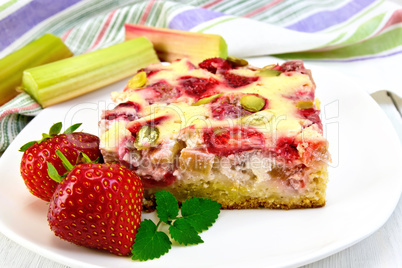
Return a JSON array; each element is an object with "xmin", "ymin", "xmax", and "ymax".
[
  {"xmin": 117, "ymin": 135, "xmax": 136, "ymax": 167},
  {"xmin": 204, "ymin": 127, "xmax": 265, "ymax": 157},
  {"xmin": 298, "ymin": 140, "xmax": 327, "ymax": 166},
  {"xmin": 126, "ymin": 115, "xmax": 170, "ymax": 134},
  {"xmin": 179, "ymin": 76, "xmax": 219, "ymax": 98},
  {"xmin": 141, "ymin": 80, "xmax": 180, "ymax": 103},
  {"xmin": 273, "ymin": 136, "xmax": 299, "ymax": 163},
  {"xmin": 298, "ymin": 108, "xmax": 323, "ymax": 131},
  {"xmin": 141, "ymin": 172, "xmax": 177, "ymax": 188},
  {"xmin": 173, "ymin": 58, "xmax": 197, "ymax": 70},
  {"xmin": 223, "ymin": 72, "xmax": 259, "ymax": 88},
  {"xmin": 102, "ymin": 101, "xmax": 140, "ymax": 121},
  {"xmin": 137, "ymin": 67, "xmax": 159, "ymax": 78},
  {"xmin": 198, "ymin": 57, "xmax": 233, "ymax": 74},
  {"xmin": 278, "ymin": 60, "xmax": 307, "ymax": 73},
  {"xmin": 210, "ymin": 96, "xmax": 251, "ymax": 120}
]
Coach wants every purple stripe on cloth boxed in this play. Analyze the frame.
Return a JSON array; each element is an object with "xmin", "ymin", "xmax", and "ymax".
[
  {"xmin": 169, "ymin": 8, "xmax": 224, "ymax": 31},
  {"xmin": 0, "ymin": 0, "xmax": 82, "ymax": 51},
  {"xmin": 286, "ymin": 0, "xmax": 377, "ymax": 33}
]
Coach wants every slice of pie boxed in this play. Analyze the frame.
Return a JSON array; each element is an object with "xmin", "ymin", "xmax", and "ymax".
[{"xmin": 99, "ymin": 57, "xmax": 330, "ymax": 210}]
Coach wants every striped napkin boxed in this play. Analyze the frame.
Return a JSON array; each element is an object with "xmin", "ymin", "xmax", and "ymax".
[{"xmin": 1, "ymin": 0, "xmax": 401, "ymax": 155}]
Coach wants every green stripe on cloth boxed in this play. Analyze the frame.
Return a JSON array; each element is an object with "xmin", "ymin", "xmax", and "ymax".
[
  {"xmin": 197, "ymin": 16, "xmax": 238, "ymax": 32},
  {"xmin": 0, "ymin": 113, "xmax": 32, "ymax": 156},
  {"xmin": 275, "ymin": 27, "xmax": 402, "ymax": 60},
  {"xmin": 338, "ymin": 12, "xmax": 385, "ymax": 46},
  {"xmin": 62, "ymin": 1, "xmax": 185, "ymax": 55},
  {"xmin": 324, "ymin": 32, "xmax": 348, "ymax": 47},
  {"xmin": 325, "ymin": 0, "xmax": 383, "ymax": 33},
  {"xmin": 0, "ymin": 93, "xmax": 41, "ymax": 117},
  {"xmin": 0, "ymin": 93, "xmax": 41, "ymax": 155},
  {"xmin": 0, "ymin": 0, "xmax": 19, "ymax": 12},
  {"xmin": 318, "ymin": 12, "xmax": 385, "ymax": 48}
]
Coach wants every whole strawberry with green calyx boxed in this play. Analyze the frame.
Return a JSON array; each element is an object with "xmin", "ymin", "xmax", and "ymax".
[
  {"xmin": 19, "ymin": 122, "xmax": 101, "ymax": 202},
  {"xmin": 47, "ymin": 150, "xmax": 143, "ymax": 256}
]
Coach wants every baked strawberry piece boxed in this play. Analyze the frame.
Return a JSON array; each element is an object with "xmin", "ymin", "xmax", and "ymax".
[{"xmin": 100, "ymin": 58, "xmax": 330, "ymax": 209}]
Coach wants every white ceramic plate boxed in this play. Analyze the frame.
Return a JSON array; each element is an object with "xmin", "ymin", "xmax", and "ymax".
[{"xmin": 0, "ymin": 59, "xmax": 401, "ymax": 268}]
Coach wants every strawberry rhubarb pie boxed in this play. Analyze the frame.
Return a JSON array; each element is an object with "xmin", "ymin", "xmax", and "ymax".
[{"xmin": 99, "ymin": 57, "xmax": 330, "ymax": 210}]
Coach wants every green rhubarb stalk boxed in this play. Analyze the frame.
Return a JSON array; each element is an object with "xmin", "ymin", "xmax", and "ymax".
[
  {"xmin": 0, "ymin": 33, "xmax": 73, "ymax": 105},
  {"xmin": 22, "ymin": 37, "xmax": 160, "ymax": 107},
  {"xmin": 125, "ymin": 24, "xmax": 228, "ymax": 64}
]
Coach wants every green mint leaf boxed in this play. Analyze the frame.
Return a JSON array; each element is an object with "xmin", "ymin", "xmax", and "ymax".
[
  {"xmin": 169, "ymin": 218, "xmax": 203, "ymax": 246},
  {"xmin": 19, "ymin": 141, "xmax": 37, "ymax": 152},
  {"xmin": 47, "ymin": 162, "xmax": 63, "ymax": 183},
  {"xmin": 63, "ymin": 123, "xmax": 82, "ymax": 134},
  {"xmin": 181, "ymin": 197, "xmax": 221, "ymax": 233},
  {"xmin": 131, "ymin": 219, "xmax": 172, "ymax": 261},
  {"xmin": 155, "ymin": 191, "xmax": 179, "ymax": 223},
  {"xmin": 49, "ymin": 122, "xmax": 62, "ymax": 136}
]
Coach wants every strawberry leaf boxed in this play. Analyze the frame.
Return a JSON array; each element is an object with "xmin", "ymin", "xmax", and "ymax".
[
  {"xmin": 18, "ymin": 122, "xmax": 84, "ymax": 153},
  {"xmin": 169, "ymin": 218, "xmax": 203, "ymax": 245},
  {"xmin": 55, "ymin": 150, "xmax": 74, "ymax": 171},
  {"xmin": 131, "ymin": 219, "xmax": 172, "ymax": 261},
  {"xmin": 63, "ymin": 123, "xmax": 82, "ymax": 134},
  {"xmin": 76, "ymin": 151, "xmax": 96, "ymax": 165},
  {"xmin": 155, "ymin": 191, "xmax": 179, "ymax": 223},
  {"xmin": 47, "ymin": 162, "xmax": 63, "ymax": 183},
  {"xmin": 42, "ymin": 133, "xmax": 51, "ymax": 140},
  {"xmin": 49, "ymin": 122, "xmax": 62, "ymax": 136},
  {"xmin": 19, "ymin": 141, "xmax": 37, "ymax": 152},
  {"xmin": 181, "ymin": 197, "xmax": 221, "ymax": 233}
]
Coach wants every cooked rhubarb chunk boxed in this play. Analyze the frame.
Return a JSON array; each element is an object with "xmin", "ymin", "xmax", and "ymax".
[{"xmin": 179, "ymin": 149, "xmax": 215, "ymax": 175}]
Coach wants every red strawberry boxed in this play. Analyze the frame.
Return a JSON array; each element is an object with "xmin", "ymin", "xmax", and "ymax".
[
  {"xmin": 223, "ymin": 72, "xmax": 259, "ymax": 88},
  {"xmin": 179, "ymin": 76, "xmax": 219, "ymax": 98},
  {"xmin": 204, "ymin": 127, "xmax": 265, "ymax": 156},
  {"xmin": 19, "ymin": 122, "xmax": 101, "ymax": 202},
  {"xmin": 139, "ymin": 80, "xmax": 180, "ymax": 104},
  {"xmin": 198, "ymin": 57, "xmax": 233, "ymax": 74},
  {"xmin": 279, "ymin": 60, "xmax": 306, "ymax": 73},
  {"xmin": 298, "ymin": 108, "xmax": 323, "ymax": 131},
  {"xmin": 274, "ymin": 136, "xmax": 299, "ymax": 163},
  {"xmin": 102, "ymin": 101, "xmax": 140, "ymax": 121},
  {"xmin": 47, "ymin": 161, "xmax": 143, "ymax": 256},
  {"xmin": 210, "ymin": 95, "xmax": 251, "ymax": 120}
]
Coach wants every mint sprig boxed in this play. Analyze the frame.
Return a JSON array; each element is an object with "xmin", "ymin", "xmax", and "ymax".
[
  {"xmin": 155, "ymin": 190, "xmax": 179, "ymax": 223},
  {"xmin": 130, "ymin": 219, "xmax": 171, "ymax": 262},
  {"xmin": 131, "ymin": 191, "xmax": 221, "ymax": 261},
  {"xmin": 169, "ymin": 218, "xmax": 203, "ymax": 246},
  {"xmin": 181, "ymin": 197, "xmax": 222, "ymax": 232}
]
